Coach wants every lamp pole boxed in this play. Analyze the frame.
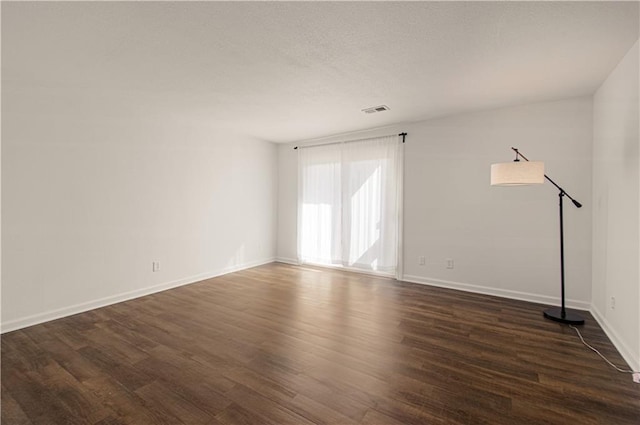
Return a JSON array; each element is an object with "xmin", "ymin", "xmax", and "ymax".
[
  {"xmin": 542, "ymin": 188, "xmax": 584, "ymax": 324},
  {"xmin": 559, "ymin": 191, "xmax": 566, "ymax": 318}
]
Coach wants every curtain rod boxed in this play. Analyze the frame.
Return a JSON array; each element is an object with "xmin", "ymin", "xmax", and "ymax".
[{"xmin": 294, "ymin": 132, "xmax": 407, "ymax": 150}]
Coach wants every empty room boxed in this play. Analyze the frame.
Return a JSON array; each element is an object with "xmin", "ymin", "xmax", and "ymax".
[{"xmin": 2, "ymin": 1, "xmax": 640, "ymax": 424}]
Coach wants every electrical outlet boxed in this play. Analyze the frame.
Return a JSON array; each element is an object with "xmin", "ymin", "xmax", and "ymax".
[
  {"xmin": 152, "ymin": 261, "xmax": 160, "ymax": 272},
  {"xmin": 610, "ymin": 296, "xmax": 616, "ymax": 310},
  {"xmin": 418, "ymin": 256, "xmax": 426, "ymax": 265},
  {"xmin": 446, "ymin": 258, "xmax": 454, "ymax": 269}
]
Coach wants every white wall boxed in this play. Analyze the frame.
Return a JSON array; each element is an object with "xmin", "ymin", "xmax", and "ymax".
[
  {"xmin": 278, "ymin": 97, "xmax": 593, "ymax": 308},
  {"xmin": 277, "ymin": 144, "xmax": 299, "ymax": 263},
  {"xmin": 0, "ymin": 3, "xmax": 3, "ymax": 329},
  {"xmin": 592, "ymin": 39, "xmax": 640, "ymax": 371},
  {"xmin": 2, "ymin": 85, "xmax": 278, "ymax": 332}
]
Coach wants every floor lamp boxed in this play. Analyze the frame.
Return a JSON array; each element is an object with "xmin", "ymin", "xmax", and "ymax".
[{"xmin": 491, "ymin": 147, "xmax": 584, "ymax": 325}]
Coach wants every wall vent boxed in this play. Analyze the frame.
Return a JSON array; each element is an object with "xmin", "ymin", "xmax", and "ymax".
[{"xmin": 362, "ymin": 105, "xmax": 390, "ymax": 114}]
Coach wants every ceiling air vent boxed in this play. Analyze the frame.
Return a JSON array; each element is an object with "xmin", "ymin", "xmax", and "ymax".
[{"xmin": 362, "ymin": 105, "xmax": 390, "ymax": 114}]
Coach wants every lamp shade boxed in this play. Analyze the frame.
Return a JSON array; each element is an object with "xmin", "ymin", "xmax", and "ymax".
[{"xmin": 491, "ymin": 161, "xmax": 544, "ymax": 186}]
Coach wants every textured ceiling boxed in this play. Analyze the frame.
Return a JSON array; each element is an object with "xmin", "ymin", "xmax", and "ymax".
[{"xmin": 3, "ymin": 1, "xmax": 639, "ymax": 143}]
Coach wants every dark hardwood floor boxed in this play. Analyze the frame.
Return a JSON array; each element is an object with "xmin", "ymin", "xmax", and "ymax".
[{"xmin": 2, "ymin": 262, "xmax": 639, "ymax": 424}]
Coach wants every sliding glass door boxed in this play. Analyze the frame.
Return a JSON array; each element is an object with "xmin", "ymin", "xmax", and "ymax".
[{"xmin": 297, "ymin": 134, "xmax": 403, "ymax": 277}]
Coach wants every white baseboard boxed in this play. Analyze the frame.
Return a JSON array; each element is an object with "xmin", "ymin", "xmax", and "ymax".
[
  {"xmin": 1, "ymin": 257, "xmax": 276, "ymax": 334},
  {"xmin": 589, "ymin": 305, "xmax": 640, "ymax": 372},
  {"xmin": 402, "ymin": 274, "xmax": 591, "ymax": 311},
  {"xmin": 275, "ymin": 257, "xmax": 299, "ymax": 265}
]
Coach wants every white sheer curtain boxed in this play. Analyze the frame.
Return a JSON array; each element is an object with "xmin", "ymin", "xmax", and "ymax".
[{"xmin": 297, "ymin": 135, "xmax": 403, "ymax": 277}]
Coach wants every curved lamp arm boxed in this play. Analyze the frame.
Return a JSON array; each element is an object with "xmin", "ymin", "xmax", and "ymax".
[{"xmin": 510, "ymin": 147, "xmax": 582, "ymax": 208}]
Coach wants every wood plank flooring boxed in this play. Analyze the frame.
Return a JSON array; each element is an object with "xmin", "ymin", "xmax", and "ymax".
[{"xmin": 2, "ymin": 262, "xmax": 639, "ymax": 424}]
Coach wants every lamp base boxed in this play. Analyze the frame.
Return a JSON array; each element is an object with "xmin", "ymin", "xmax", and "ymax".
[{"xmin": 543, "ymin": 307, "xmax": 585, "ymax": 325}]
